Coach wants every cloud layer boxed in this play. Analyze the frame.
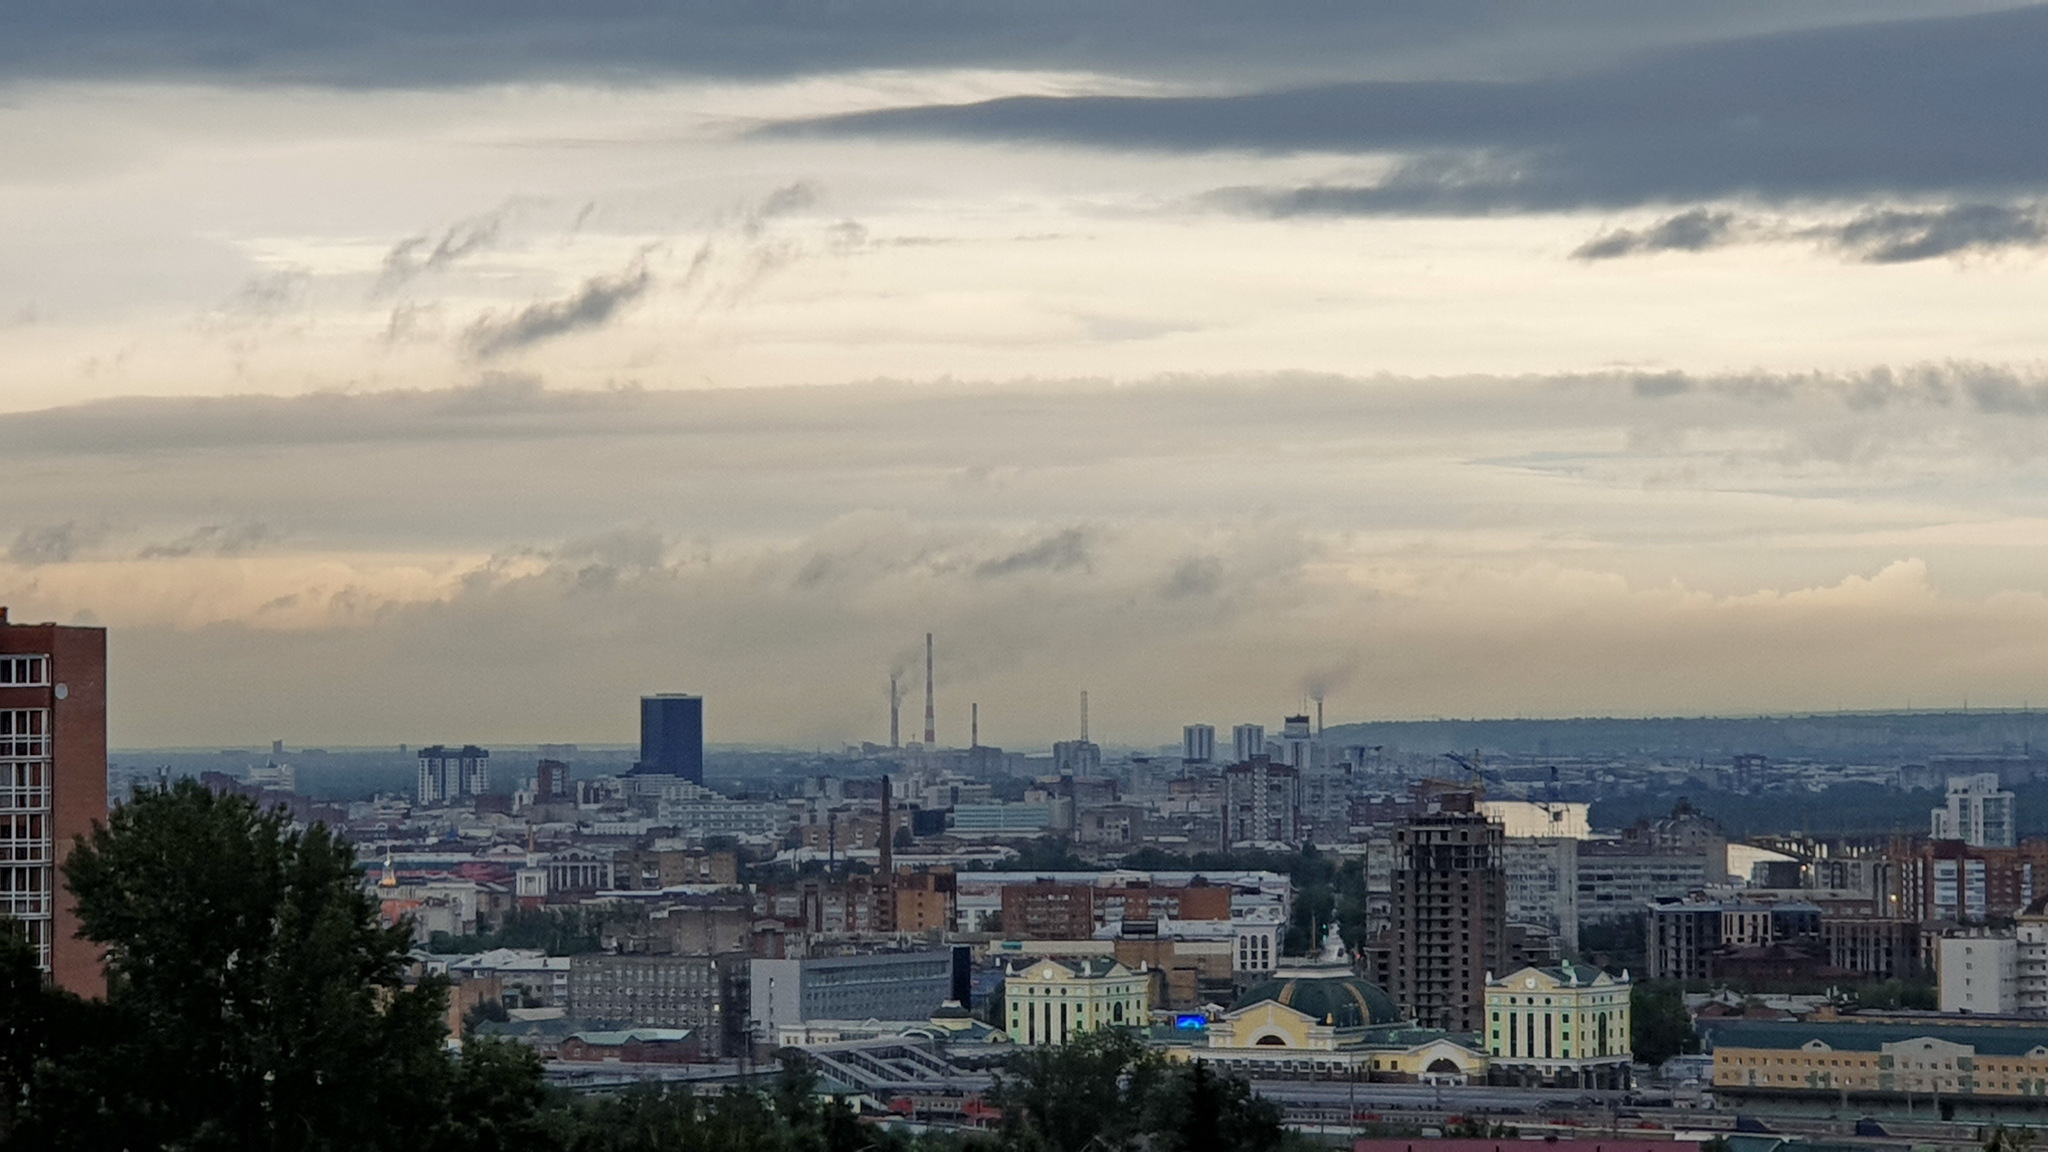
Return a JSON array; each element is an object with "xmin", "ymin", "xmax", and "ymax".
[
  {"xmin": 796, "ymin": 7, "xmax": 2048, "ymax": 211},
  {"xmin": 7, "ymin": 371, "xmax": 2048, "ymax": 746}
]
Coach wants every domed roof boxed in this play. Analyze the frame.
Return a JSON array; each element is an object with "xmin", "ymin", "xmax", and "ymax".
[
  {"xmin": 1232, "ymin": 972, "xmax": 1402, "ymax": 1028},
  {"xmin": 1228, "ymin": 924, "xmax": 1403, "ymax": 1028}
]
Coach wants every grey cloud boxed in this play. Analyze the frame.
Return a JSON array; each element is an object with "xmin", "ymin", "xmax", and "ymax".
[
  {"xmin": 558, "ymin": 527, "xmax": 669, "ymax": 572},
  {"xmin": 1829, "ymin": 203, "xmax": 2048, "ymax": 263},
  {"xmin": 463, "ymin": 261, "xmax": 652, "ymax": 358},
  {"xmin": 1962, "ymin": 375, "xmax": 2048, "ymax": 416},
  {"xmin": 796, "ymin": 6, "xmax": 2048, "ymax": 211},
  {"xmin": 377, "ymin": 214, "xmax": 503, "ymax": 292},
  {"xmin": 220, "ymin": 267, "xmax": 311, "ymax": 317},
  {"xmin": 1161, "ymin": 555, "xmax": 1224, "ymax": 599},
  {"xmin": 975, "ymin": 529, "xmax": 1094, "ymax": 578},
  {"xmin": 7, "ymin": 522, "xmax": 99, "ymax": 565},
  {"xmin": 1573, "ymin": 202, "xmax": 2048, "ymax": 263},
  {"xmin": 136, "ymin": 522, "xmax": 275, "ymax": 559},
  {"xmin": 0, "ymin": 3, "xmax": 1990, "ymax": 89},
  {"xmin": 740, "ymin": 183, "xmax": 818, "ymax": 239},
  {"xmin": 1573, "ymin": 209, "xmax": 1741, "ymax": 259}
]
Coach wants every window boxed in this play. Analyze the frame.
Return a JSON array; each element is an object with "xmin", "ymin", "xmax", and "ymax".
[{"xmin": 0, "ymin": 657, "xmax": 47, "ymax": 688}]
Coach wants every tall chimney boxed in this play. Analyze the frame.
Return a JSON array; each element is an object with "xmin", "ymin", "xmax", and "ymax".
[
  {"xmin": 878, "ymin": 775, "xmax": 896, "ymax": 933},
  {"xmin": 889, "ymin": 675, "xmax": 900, "ymax": 749},
  {"xmin": 923, "ymin": 633, "xmax": 936, "ymax": 746},
  {"xmin": 1080, "ymin": 690, "xmax": 1089, "ymax": 743},
  {"xmin": 971, "ymin": 702, "xmax": 979, "ymax": 749},
  {"xmin": 1316, "ymin": 695, "xmax": 1324, "ymax": 736}
]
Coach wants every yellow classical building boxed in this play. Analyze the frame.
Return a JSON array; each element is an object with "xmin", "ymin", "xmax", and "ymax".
[
  {"xmin": 1175, "ymin": 926, "xmax": 1488, "ymax": 1083},
  {"xmin": 1003, "ymin": 956, "xmax": 1149, "ymax": 1045},
  {"xmin": 1484, "ymin": 963, "xmax": 1633, "ymax": 1088}
]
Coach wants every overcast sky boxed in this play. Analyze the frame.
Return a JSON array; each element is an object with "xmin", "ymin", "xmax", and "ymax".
[{"xmin": 9, "ymin": 2, "xmax": 2048, "ymax": 748}]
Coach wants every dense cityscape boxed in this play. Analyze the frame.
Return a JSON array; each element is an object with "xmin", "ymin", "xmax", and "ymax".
[
  {"xmin": 16, "ymin": 610, "xmax": 2048, "ymax": 1149},
  {"xmin": 11, "ymin": 2, "xmax": 2048, "ymax": 1151}
]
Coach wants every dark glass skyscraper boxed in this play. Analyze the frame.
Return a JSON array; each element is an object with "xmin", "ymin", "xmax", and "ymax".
[{"xmin": 639, "ymin": 694, "xmax": 703, "ymax": 783}]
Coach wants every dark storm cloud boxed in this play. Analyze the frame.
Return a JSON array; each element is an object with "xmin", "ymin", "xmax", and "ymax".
[
  {"xmin": 463, "ymin": 261, "xmax": 652, "ymax": 358},
  {"xmin": 0, "ymin": 2, "xmax": 1990, "ymax": 87},
  {"xmin": 801, "ymin": 6, "xmax": 2048, "ymax": 210}
]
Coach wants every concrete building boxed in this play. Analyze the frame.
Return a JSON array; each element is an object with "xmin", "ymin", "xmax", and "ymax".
[
  {"xmin": 567, "ymin": 953, "xmax": 748, "ymax": 1056},
  {"xmin": 1003, "ymin": 955, "xmax": 1149, "ymax": 1045},
  {"xmin": 416, "ymin": 744, "xmax": 490, "ymax": 807},
  {"xmin": 950, "ymin": 803, "xmax": 1052, "ymax": 835},
  {"xmin": 0, "ymin": 608, "xmax": 106, "ymax": 995},
  {"xmin": 750, "ymin": 951, "xmax": 956, "ymax": 1037},
  {"xmin": 2018, "ymin": 898, "xmax": 2048, "ymax": 1015},
  {"xmin": 1576, "ymin": 842, "xmax": 1712, "ymax": 923},
  {"xmin": 1051, "ymin": 740, "xmax": 1101, "ymax": 776},
  {"xmin": 639, "ymin": 693, "xmax": 704, "ymax": 784},
  {"xmin": 1503, "ymin": 837, "xmax": 1580, "ymax": 954},
  {"xmin": 1389, "ymin": 792, "xmax": 1509, "ymax": 1033},
  {"xmin": 1222, "ymin": 756, "xmax": 1301, "ymax": 846},
  {"xmin": 612, "ymin": 848, "xmax": 739, "ymax": 890},
  {"xmin": 1898, "ymin": 839, "xmax": 2048, "ymax": 923},
  {"xmin": 1933, "ymin": 774, "xmax": 2017, "ymax": 849},
  {"xmin": 998, "ymin": 879, "xmax": 1231, "ymax": 939},
  {"xmin": 1183, "ymin": 724, "xmax": 1215, "ymax": 764},
  {"xmin": 1278, "ymin": 714, "xmax": 1313, "ymax": 770},
  {"xmin": 1644, "ymin": 897, "xmax": 1825, "ymax": 982},
  {"xmin": 447, "ymin": 948, "xmax": 571, "ymax": 1008},
  {"xmin": 1484, "ymin": 963, "xmax": 1633, "ymax": 1089},
  {"xmin": 1940, "ymin": 933, "xmax": 2019, "ymax": 1014},
  {"xmin": 1232, "ymin": 724, "xmax": 1265, "ymax": 763}
]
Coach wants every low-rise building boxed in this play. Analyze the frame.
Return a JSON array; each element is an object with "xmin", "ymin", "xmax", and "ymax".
[
  {"xmin": 1710, "ymin": 1017, "xmax": 2048, "ymax": 1112},
  {"xmin": 1003, "ymin": 956, "xmax": 1149, "ymax": 1045},
  {"xmin": 612, "ymin": 848, "xmax": 738, "ymax": 889},
  {"xmin": 750, "ymin": 951, "xmax": 957, "ymax": 1037},
  {"xmin": 556, "ymin": 1028, "xmax": 703, "ymax": 1064},
  {"xmin": 566, "ymin": 953, "xmax": 749, "ymax": 1057},
  {"xmin": 1483, "ymin": 963, "xmax": 1632, "ymax": 1089}
]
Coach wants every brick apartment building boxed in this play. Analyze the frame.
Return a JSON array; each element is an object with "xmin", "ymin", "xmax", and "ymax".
[{"xmin": 0, "ymin": 607, "xmax": 107, "ymax": 996}]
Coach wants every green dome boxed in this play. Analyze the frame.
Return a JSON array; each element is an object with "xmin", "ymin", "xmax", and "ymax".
[{"xmin": 1232, "ymin": 974, "xmax": 1402, "ymax": 1028}]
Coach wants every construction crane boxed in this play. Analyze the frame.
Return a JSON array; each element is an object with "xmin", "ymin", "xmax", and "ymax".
[{"xmin": 1440, "ymin": 749, "xmax": 1500, "ymax": 793}]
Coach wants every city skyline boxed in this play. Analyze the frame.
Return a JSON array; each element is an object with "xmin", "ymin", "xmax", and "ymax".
[{"xmin": 13, "ymin": 4, "xmax": 2048, "ymax": 746}]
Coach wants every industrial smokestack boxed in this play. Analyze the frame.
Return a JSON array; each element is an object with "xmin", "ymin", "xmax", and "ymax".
[
  {"xmin": 923, "ymin": 633, "xmax": 936, "ymax": 746},
  {"xmin": 1315, "ymin": 695, "xmax": 1324, "ymax": 736},
  {"xmin": 890, "ymin": 676, "xmax": 901, "ymax": 749},
  {"xmin": 971, "ymin": 702, "xmax": 979, "ymax": 749},
  {"xmin": 1080, "ymin": 690, "xmax": 1089, "ymax": 743},
  {"xmin": 878, "ymin": 775, "xmax": 896, "ymax": 932}
]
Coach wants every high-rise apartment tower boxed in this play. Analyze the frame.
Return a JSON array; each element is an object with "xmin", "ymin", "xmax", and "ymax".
[
  {"xmin": 0, "ymin": 607, "xmax": 107, "ymax": 996},
  {"xmin": 1389, "ymin": 791, "xmax": 1508, "ymax": 1033}
]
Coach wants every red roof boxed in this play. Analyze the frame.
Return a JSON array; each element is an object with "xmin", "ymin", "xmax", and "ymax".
[{"xmin": 1356, "ymin": 1142, "xmax": 1699, "ymax": 1152}]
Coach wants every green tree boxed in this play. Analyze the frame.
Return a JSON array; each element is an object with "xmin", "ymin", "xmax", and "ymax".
[
  {"xmin": 45, "ymin": 779, "xmax": 456, "ymax": 1150},
  {"xmin": 1631, "ymin": 982, "xmax": 1699, "ymax": 1067},
  {"xmin": 1142, "ymin": 1058, "xmax": 1284, "ymax": 1152},
  {"xmin": 991, "ymin": 1031, "xmax": 1277, "ymax": 1152}
]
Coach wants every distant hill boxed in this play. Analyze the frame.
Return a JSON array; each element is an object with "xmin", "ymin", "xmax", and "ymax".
[{"xmin": 1320, "ymin": 710, "xmax": 2048, "ymax": 762}]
